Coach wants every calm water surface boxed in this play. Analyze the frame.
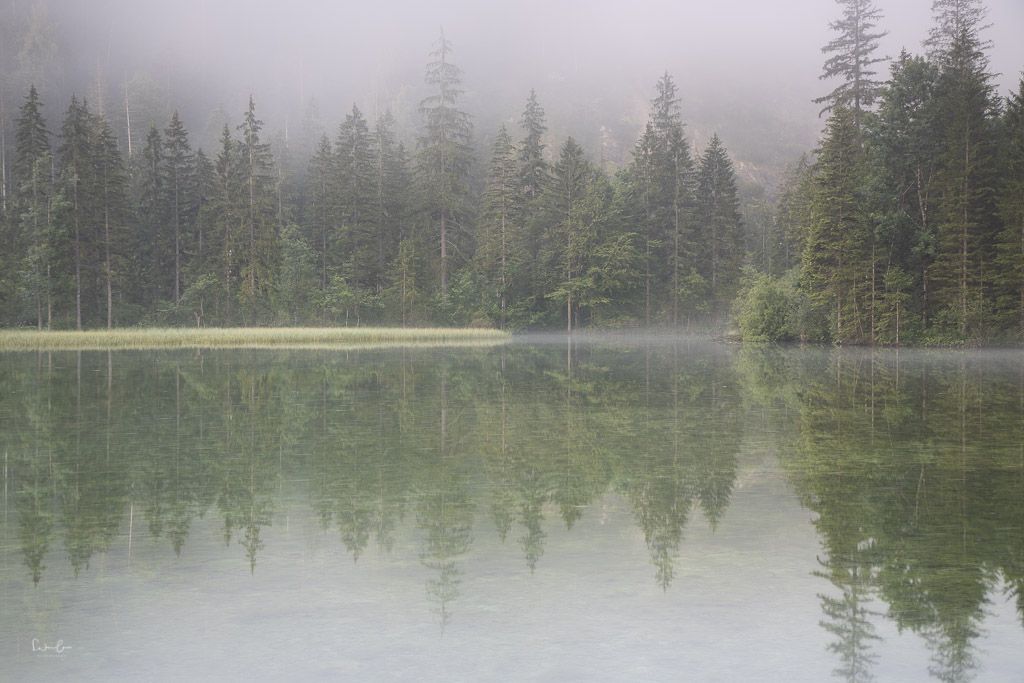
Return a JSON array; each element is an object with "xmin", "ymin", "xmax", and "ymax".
[{"xmin": 1, "ymin": 337, "xmax": 1022, "ymax": 681}]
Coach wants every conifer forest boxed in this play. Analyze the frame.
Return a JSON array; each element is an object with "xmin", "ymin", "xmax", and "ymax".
[{"xmin": 0, "ymin": 0, "xmax": 1021, "ymax": 345}]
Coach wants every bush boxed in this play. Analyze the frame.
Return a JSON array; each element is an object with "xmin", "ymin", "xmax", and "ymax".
[
  {"xmin": 732, "ymin": 267, "xmax": 827, "ymax": 342},
  {"xmin": 734, "ymin": 272, "xmax": 793, "ymax": 342}
]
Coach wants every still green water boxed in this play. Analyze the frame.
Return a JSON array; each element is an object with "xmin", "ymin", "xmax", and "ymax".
[{"xmin": 1, "ymin": 338, "xmax": 1022, "ymax": 682}]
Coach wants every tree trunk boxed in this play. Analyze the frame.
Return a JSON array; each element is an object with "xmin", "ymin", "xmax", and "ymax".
[
  {"xmin": 74, "ymin": 180, "xmax": 82, "ymax": 330},
  {"xmin": 440, "ymin": 208, "xmax": 448, "ymax": 299},
  {"xmin": 105, "ymin": 206, "xmax": 113, "ymax": 329}
]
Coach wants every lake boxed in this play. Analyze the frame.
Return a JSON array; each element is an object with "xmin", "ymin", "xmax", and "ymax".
[{"xmin": 1, "ymin": 336, "xmax": 1022, "ymax": 681}]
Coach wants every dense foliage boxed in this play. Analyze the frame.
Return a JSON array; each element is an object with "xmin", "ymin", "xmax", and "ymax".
[
  {"xmin": 0, "ymin": 31, "xmax": 744, "ymax": 331},
  {"xmin": 744, "ymin": 0, "xmax": 1024, "ymax": 344},
  {"xmin": 1, "ymin": 3, "xmax": 1022, "ymax": 343}
]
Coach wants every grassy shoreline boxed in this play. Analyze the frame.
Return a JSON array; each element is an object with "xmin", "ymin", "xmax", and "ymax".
[{"xmin": 0, "ymin": 327, "xmax": 509, "ymax": 351}]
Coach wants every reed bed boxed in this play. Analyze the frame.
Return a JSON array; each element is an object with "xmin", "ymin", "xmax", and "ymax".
[{"xmin": 0, "ymin": 327, "xmax": 509, "ymax": 351}]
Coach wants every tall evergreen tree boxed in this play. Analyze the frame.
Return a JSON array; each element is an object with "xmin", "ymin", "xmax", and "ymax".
[
  {"xmin": 518, "ymin": 89, "xmax": 547, "ymax": 203},
  {"xmin": 626, "ymin": 73, "xmax": 698, "ymax": 324},
  {"xmin": 477, "ymin": 125, "xmax": 521, "ymax": 328},
  {"xmin": 163, "ymin": 111, "xmax": 194, "ymax": 304},
  {"xmin": 802, "ymin": 106, "xmax": 874, "ymax": 342},
  {"xmin": 871, "ymin": 51, "xmax": 941, "ymax": 328},
  {"xmin": 137, "ymin": 125, "xmax": 167, "ymax": 303},
  {"xmin": 236, "ymin": 96, "xmax": 277, "ymax": 320},
  {"xmin": 334, "ymin": 104, "xmax": 374, "ymax": 293},
  {"xmin": 418, "ymin": 29, "xmax": 473, "ymax": 300},
  {"xmin": 56, "ymin": 96, "xmax": 94, "ymax": 329},
  {"xmin": 92, "ymin": 114, "xmax": 130, "ymax": 328},
  {"xmin": 696, "ymin": 134, "xmax": 744, "ymax": 305},
  {"xmin": 307, "ymin": 134, "xmax": 333, "ymax": 305},
  {"xmin": 210, "ymin": 125, "xmax": 241, "ymax": 323},
  {"xmin": 541, "ymin": 137, "xmax": 594, "ymax": 333},
  {"xmin": 370, "ymin": 111, "xmax": 412, "ymax": 302},
  {"xmin": 925, "ymin": 0, "xmax": 1000, "ymax": 336},
  {"xmin": 995, "ymin": 78, "xmax": 1024, "ymax": 333},
  {"xmin": 815, "ymin": 0, "xmax": 889, "ymax": 130},
  {"xmin": 12, "ymin": 85, "xmax": 52, "ymax": 328}
]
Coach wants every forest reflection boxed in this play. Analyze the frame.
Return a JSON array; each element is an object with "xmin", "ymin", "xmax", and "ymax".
[
  {"xmin": 2, "ymin": 342, "xmax": 1023, "ymax": 681},
  {"xmin": 0, "ymin": 343, "xmax": 739, "ymax": 602},
  {"xmin": 738, "ymin": 347, "xmax": 1024, "ymax": 683}
]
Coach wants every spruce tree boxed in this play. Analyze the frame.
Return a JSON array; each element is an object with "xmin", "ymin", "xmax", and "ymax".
[
  {"xmin": 182, "ymin": 147, "xmax": 216, "ymax": 325},
  {"xmin": 518, "ymin": 89, "xmax": 547, "ymax": 203},
  {"xmin": 995, "ymin": 78, "xmax": 1024, "ymax": 333},
  {"xmin": 57, "ymin": 96, "xmax": 94, "ymax": 329},
  {"xmin": 871, "ymin": 51, "xmax": 941, "ymax": 327},
  {"xmin": 418, "ymin": 28, "xmax": 473, "ymax": 300},
  {"xmin": 541, "ymin": 137, "xmax": 593, "ymax": 332},
  {"xmin": 12, "ymin": 85, "xmax": 52, "ymax": 328},
  {"xmin": 191, "ymin": 148, "xmax": 214, "ymax": 270},
  {"xmin": 630, "ymin": 122, "xmax": 659, "ymax": 324},
  {"xmin": 925, "ymin": 0, "xmax": 1000, "ymax": 336},
  {"xmin": 211, "ymin": 125, "xmax": 241, "ymax": 323},
  {"xmin": 334, "ymin": 104, "xmax": 374, "ymax": 294},
  {"xmin": 517, "ymin": 90, "xmax": 550, "ymax": 320},
  {"xmin": 307, "ymin": 134, "xmax": 333, "ymax": 305},
  {"xmin": 815, "ymin": 0, "xmax": 888, "ymax": 130},
  {"xmin": 92, "ymin": 114, "xmax": 130, "ymax": 328},
  {"xmin": 236, "ymin": 96, "xmax": 277, "ymax": 320},
  {"xmin": 372, "ymin": 112, "xmax": 410, "ymax": 295},
  {"xmin": 802, "ymin": 106, "xmax": 873, "ymax": 342},
  {"xmin": 137, "ymin": 125, "xmax": 167, "ymax": 303},
  {"xmin": 696, "ymin": 134, "xmax": 744, "ymax": 305},
  {"xmin": 626, "ymin": 73, "xmax": 697, "ymax": 324},
  {"xmin": 478, "ymin": 125, "xmax": 521, "ymax": 328},
  {"xmin": 163, "ymin": 111, "xmax": 194, "ymax": 304}
]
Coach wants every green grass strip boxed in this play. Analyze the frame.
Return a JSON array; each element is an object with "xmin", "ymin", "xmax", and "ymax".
[{"xmin": 0, "ymin": 327, "xmax": 510, "ymax": 351}]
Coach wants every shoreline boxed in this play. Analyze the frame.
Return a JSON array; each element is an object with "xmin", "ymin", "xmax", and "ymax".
[{"xmin": 0, "ymin": 327, "xmax": 509, "ymax": 351}]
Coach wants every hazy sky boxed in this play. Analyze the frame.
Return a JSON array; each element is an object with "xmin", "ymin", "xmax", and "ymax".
[
  {"xmin": 64, "ymin": 0, "xmax": 1024, "ymax": 99},
  {"xmin": 43, "ymin": 0, "xmax": 1024, "ymax": 178}
]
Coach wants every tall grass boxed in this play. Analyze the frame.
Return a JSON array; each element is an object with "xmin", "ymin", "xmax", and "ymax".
[{"xmin": 0, "ymin": 327, "xmax": 510, "ymax": 351}]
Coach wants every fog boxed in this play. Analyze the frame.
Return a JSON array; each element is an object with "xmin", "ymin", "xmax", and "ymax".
[{"xmin": 5, "ymin": 0, "xmax": 1024, "ymax": 186}]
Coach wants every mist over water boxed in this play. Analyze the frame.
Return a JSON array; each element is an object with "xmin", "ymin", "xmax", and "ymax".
[{"xmin": 2, "ymin": 341, "xmax": 1024, "ymax": 680}]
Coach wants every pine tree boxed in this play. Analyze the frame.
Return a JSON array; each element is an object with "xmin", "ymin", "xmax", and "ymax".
[
  {"xmin": 334, "ymin": 104, "xmax": 374, "ymax": 294},
  {"xmin": 517, "ymin": 90, "xmax": 550, "ymax": 320},
  {"xmin": 236, "ymin": 96, "xmax": 277, "ymax": 320},
  {"xmin": 518, "ymin": 89, "xmax": 547, "ymax": 203},
  {"xmin": 626, "ymin": 73, "xmax": 698, "ymax": 324},
  {"xmin": 541, "ymin": 137, "xmax": 594, "ymax": 333},
  {"xmin": 12, "ymin": 85, "xmax": 52, "ymax": 328},
  {"xmin": 773, "ymin": 155, "xmax": 814, "ymax": 275},
  {"xmin": 163, "ymin": 111, "xmax": 194, "ymax": 304},
  {"xmin": 815, "ymin": 0, "xmax": 889, "ymax": 131},
  {"xmin": 418, "ymin": 28, "xmax": 473, "ymax": 300},
  {"xmin": 995, "ymin": 78, "xmax": 1024, "ymax": 333},
  {"xmin": 371, "ymin": 112, "xmax": 411, "ymax": 297},
  {"xmin": 181, "ymin": 147, "xmax": 216, "ymax": 325},
  {"xmin": 802, "ymin": 106, "xmax": 873, "ymax": 342},
  {"xmin": 478, "ymin": 125, "xmax": 521, "ymax": 328},
  {"xmin": 137, "ymin": 125, "xmax": 167, "ymax": 303},
  {"xmin": 871, "ymin": 51, "xmax": 941, "ymax": 327},
  {"xmin": 925, "ymin": 0, "xmax": 1000, "ymax": 336},
  {"xmin": 211, "ymin": 125, "xmax": 241, "ymax": 323},
  {"xmin": 307, "ymin": 134, "xmax": 333, "ymax": 307},
  {"xmin": 191, "ymin": 148, "xmax": 214, "ymax": 273},
  {"xmin": 56, "ymin": 96, "xmax": 94, "ymax": 329},
  {"xmin": 630, "ymin": 122, "xmax": 659, "ymax": 325},
  {"xmin": 92, "ymin": 114, "xmax": 130, "ymax": 328},
  {"xmin": 658, "ymin": 83, "xmax": 698, "ymax": 325},
  {"xmin": 696, "ymin": 134, "xmax": 744, "ymax": 305}
]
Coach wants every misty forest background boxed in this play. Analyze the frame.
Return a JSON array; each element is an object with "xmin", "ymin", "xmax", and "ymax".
[{"xmin": 0, "ymin": 0, "xmax": 1022, "ymax": 344}]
